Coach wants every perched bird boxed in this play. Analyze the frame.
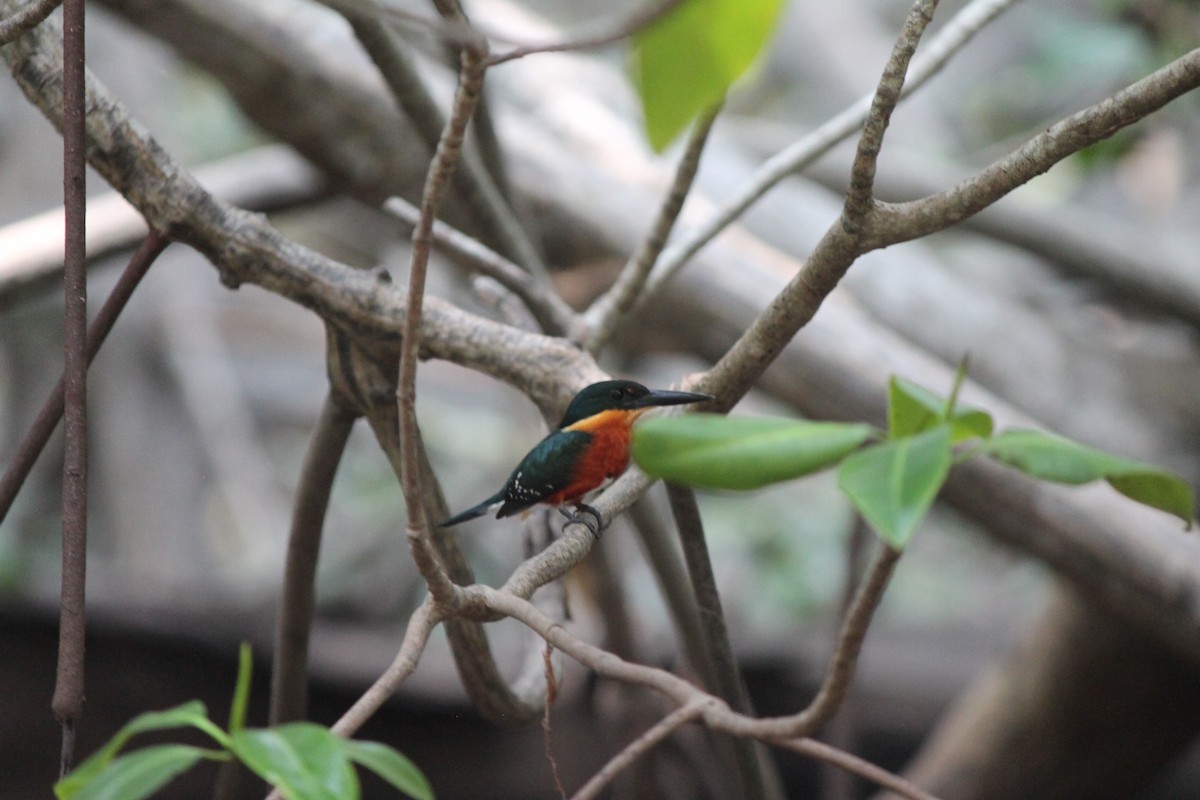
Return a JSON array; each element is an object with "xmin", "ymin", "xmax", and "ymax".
[{"xmin": 439, "ymin": 379, "xmax": 712, "ymax": 532}]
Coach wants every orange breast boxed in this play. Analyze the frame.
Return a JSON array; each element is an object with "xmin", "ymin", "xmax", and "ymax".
[{"xmin": 547, "ymin": 410, "xmax": 640, "ymax": 505}]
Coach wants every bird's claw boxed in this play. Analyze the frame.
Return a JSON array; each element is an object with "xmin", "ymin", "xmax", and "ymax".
[{"xmin": 559, "ymin": 504, "xmax": 603, "ymax": 539}]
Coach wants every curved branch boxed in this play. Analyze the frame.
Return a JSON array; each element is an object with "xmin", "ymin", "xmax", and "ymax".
[
  {"xmin": 0, "ymin": 0, "xmax": 59, "ymax": 43},
  {"xmin": 269, "ymin": 394, "xmax": 357, "ymax": 726},
  {"xmin": 642, "ymin": 0, "xmax": 1020, "ymax": 300},
  {"xmin": 843, "ymin": 0, "xmax": 938, "ymax": 230},
  {"xmin": 864, "ymin": 47, "xmax": 1200, "ymax": 248}
]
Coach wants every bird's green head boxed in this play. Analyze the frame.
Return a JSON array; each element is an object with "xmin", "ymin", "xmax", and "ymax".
[{"xmin": 557, "ymin": 380, "xmax": 712, "ymax": 428}]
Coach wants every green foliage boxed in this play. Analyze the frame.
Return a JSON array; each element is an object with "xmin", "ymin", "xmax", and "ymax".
[
  {"xmin": 838, "ymin": 426, "xmax": 952, "ymax": 549},
  {"xmin": 630, "ymin": 0, "xmax": 785, "ymax": 150},
  {"xmin": 55, "ymin": 645, "xmax": 433, "ymax": 800},
  {"xmin": 985, "ymin": 428, "xmax": 1194, "ymax": 525},
  {"xmin": 633, "ymin": 368, "xmax": 1194, "ymax": 548},
  {"xmin": 631, "ymin": 414, "xmax": 872, "ymax": 489}
]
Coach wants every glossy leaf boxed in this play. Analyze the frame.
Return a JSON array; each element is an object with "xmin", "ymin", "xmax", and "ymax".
[
  {"xmin": 61, "ymin": 745, "xmax": 208, "ymax": 800},
  {"xmin": 632, "ymin": 414, "xmax": 874, "ymax": 490},
  {"xmin": 838, "ymin": 425, "xmax": 953, "ymax": 548},
  {"xmin": 341, "ymin": 739, "xmax": 434, "ymax": 800},
  {"xmin": 57, "ymin": 701, "xmax": 223, "ymax": 799},
  {"xmin": 985, "ymin": 428, "xmax": 1194, "ymax": 526},
  {"xmin": 888, "ymin": 376, "xmax": 992, "ymax": 443},
  {"xmin": 233, "ymin": 724, "xmax": 358, "ymax": 800},
  {"xmin": 631, "ymin": 0, "xmax": 783, "ymax": 150}
]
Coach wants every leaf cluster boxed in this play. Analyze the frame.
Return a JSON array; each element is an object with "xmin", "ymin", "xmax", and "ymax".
[
  {"xmin": 633, "ymin": 369, "xmax": 1194, "ymax": 548},
  {"xmin": 55, "ymin": 645, "xmax": 433, "ymax": 800}
]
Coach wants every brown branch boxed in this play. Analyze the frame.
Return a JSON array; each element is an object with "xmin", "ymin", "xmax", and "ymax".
[
  {"xmin": 842, "ymin": 0, "xmax": 939, "ymax": 231},
  {"xmin": 863, "ymin": 46, "xmax": 1200, "ymax": 248},
  {"xmin": 397, "ymin": 38, "xmax": 489, "ymax": 606},
  {"xmin": 769, "ymin": 737, "xmax": 941, "ymax": 800},
  {"xmin": 642, "ymin": 0, "xmax": 1020, "ymax": 300},
  {"xmin": 0, "ymin": 232, "xmax": 168, "ymax": 525},
  {"xmin": 331, "ymin": 595, "xmax": 444, "ymax": 735},
  {"xmin": 770, "ymin": 543, "xmax": 901, "ymax": 738},
  {"xmin": 269, "ymin": 395, "xmax": 357, "ymax": 726},
  {"xmin": 383, "ymin": 196, "xmax": 576, "ymax": 335},
  {"xmin": 461, "ymin": 584, "xmax": 942, "ymax": 800},
  {"xmin": 570, "ymin": 699, "xmax": 711, "ymax": 800},
  {"xmin": 52, "ymin": 0, "xmax": 88, "ymax": 776},
  {"xmin": 326, "ymin": 2, "xmax": 548, "ymax": 280},
  {"xmin": 488, "ymin": 0, "xmax": 684, "ymax": 66},
  {"xmin": 667, "ymin": 484, "xmax": 783, "ymax": 800},
  {"xmin": 582, "ymin": 106, "xmax": 719, "ymax": 351},
  {"xmin": 0, "ymin": 0, "xmax": 59, "ymax": 43}
]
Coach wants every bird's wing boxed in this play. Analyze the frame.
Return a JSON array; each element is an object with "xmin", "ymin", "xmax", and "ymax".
[{"xmin": 495, "ymin": 430, "xmax": 592, "ymax": 518}]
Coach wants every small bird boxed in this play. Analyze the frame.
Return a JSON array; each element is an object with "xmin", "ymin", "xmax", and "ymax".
[{"xmin": 439, "ymin": 379, "xmax": 712, "ymax": 532}]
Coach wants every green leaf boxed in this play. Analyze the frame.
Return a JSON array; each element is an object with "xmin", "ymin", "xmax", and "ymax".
[
  {"xmin": 838, "ymin": 425, "xmax": 953, "ymax": 548},
  {"xmin": 888, "ymin": 376, "xmax": 993, "ymax": 443},
  {"xmin": 228, "ymin": 642, "xmax": 253, "ymax": 736},
  {"xmin": 985, "ymin": 429, "xmax": 1194, "ymax": 526},
  {"xmin": 232, "ymin": 724, "xmax": 358, "ymax": 800},
  {"xmin": 632, "ymin": 414, "xmax": 874, "ymax": 490},
  {"xmin": 58, "ymin": 745, "xmax": 208, "ymax": 800},
  {"xmin": 631, "ymin": 0, "xmax": 784, "ymax": 150},
  {"xmin": 341, "ymin": 740, "xmax": 434, "ymax": 800},
  {"xmin": 57, "ymin": 701, "xmax": 224, "ymax": 799}
]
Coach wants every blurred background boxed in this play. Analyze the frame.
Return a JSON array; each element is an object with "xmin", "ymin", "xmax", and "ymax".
[{"xmin": 1, "ymin": 0, "xmax": 1199, "ymax": 797}]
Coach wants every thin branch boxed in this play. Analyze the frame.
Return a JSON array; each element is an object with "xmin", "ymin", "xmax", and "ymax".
[
  {"xmin": 843, "ymin": 0, "xmax": 938, "ymax": 231},
  {"xmin": 667, "ymin": 484, "xmax": 783, "ymax": 800},
  {"xmin": 582, "ymin": 106, "xmax": 719, "ymax": 351},
  {"xmin": 643, "ymin": 0, "xmax": 1018, "ymax": 300},
  {"xmin": 0, "ymin": 232, "xmax": 168, "ymax": 525},
  {"xmin": 488, "ymin": 0, "xmax": 684, "ymax": 66},
  {"xmin": 324, "ymin": 1, "xmax": 549, "ymax": 281},
  {"xmin": 464, "ymin": 584, "xmax": 942, "ymax": 800},
  {"xmin": 770, "ymin": 543, "xmax": 901, "ymax": 738},
  {"xmin": 53, "ymin": 0, "xmax": 88, "ymax": 776},
  {"xmin": 332, "ymin": 595, "xmax": 444, "ymax": 735},
  {"xmin": 864, "ymin": 46, "xmax": 1200, "ymax": 248},
  {"xmin": 0, "ymin": 0, "xmax": 59, "ymax": 43},
  {"xmin": 269, "ymin": 395, "xmax": 357, "ymax": 726},
  {"xmin": 769, "ymin": 737, "xmax": 941, "ymax": 800},
  {"xmin": 570, "ymin": 700, "xmax": 711, "ymax": 800},
  {"xmin": 383, "ymin": 196, "xmax": 576, "ymax": 335},
  {"xmin": 397, "ymin": 39, "xmax": 490, "ymax": 606}
]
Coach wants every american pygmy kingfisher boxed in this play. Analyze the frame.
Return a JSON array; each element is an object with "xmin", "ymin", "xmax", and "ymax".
[{"xmin": 439, "ymin": 379, "xmax": 712, "ymax": 531}]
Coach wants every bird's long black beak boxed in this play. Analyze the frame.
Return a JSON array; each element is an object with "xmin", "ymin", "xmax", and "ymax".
[{"xmin": 630, "ymin": 389, "xmax": 714, "ymax": 410}]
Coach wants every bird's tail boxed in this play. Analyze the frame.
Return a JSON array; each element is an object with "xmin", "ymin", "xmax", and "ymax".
[{"xmin": 438, "ymin": 492, "xmax": 503, "ymax": 527}]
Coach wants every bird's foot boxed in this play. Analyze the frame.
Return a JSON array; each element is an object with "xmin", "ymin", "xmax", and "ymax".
[{"xmin": 558, "ymin": 504, "xmax": 603, "ymax": 539}]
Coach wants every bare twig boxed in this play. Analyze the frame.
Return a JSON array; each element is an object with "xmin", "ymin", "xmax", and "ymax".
[
  {"xmin": 570, "ymin": 699, "xmax": 710, "ymax": 800},
  {"xmin": 383, "ymin": 196, "xmax": 576, "ymax": 335},
  {"xmin": 464, "ymin": 585, "xmax": 942, "ymax": 800},
  {"xmin": 667, "ymin": 484, "xmax": 783, "ymax": 800},
  {"xmin": 843, "ymin": 0, "xmax": 938, "ymax": 230},
  {"xmin": 772, "ymin": 543, "xmax": 902, "ymax": 737},
  {"xmin": 488, "ymin": 0, "xmax": 684, "ymax": 66},
  {"xmin": 582, "ymin": 106, "xmax": 719, "ymax": 351},
  {"xmin": 0, "ymin": 232, "xmax": 168, "ymax": 525},
  {"xmin": 864, "ymin": 46, "xmax": 1200, "ymax": 248},
  {"xmin": 53, "ymin": 0, "xmax": 88, "ymax": 776},
  {"xmin": 398, "ymin": 38, "xmax": 490, "ymax": 606},
  {"xmin": 769, "ymin": 737, "xmax": 940, "ymax": 800},
  {"xmin": 269, "ymin": 395, "xmax": 357, "ymax": 726},
  {"xmin": 326, "ymin": 2, "xmax": 548, "ymax": 280},
  {"xmin": 643, "ymin": 0, "xmax": 1017, "ymax": 299},
  {"xmin": 0, "ymin": 0, "xmax": 59, "ymax": 43},
  {"xmin": 332, "ymin": 595, "xmax": 444, "ymax": 735}
]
